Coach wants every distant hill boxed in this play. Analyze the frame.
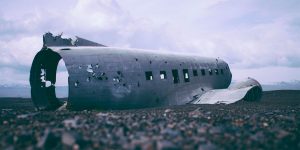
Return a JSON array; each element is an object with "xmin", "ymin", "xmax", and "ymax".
[
  {"xmin": 262, "ymin": 81, "xmax": 300, "ymax": 91},
  {"xmin": 0, "ymin": 85, "xmax": 68, "ymax": 98}
]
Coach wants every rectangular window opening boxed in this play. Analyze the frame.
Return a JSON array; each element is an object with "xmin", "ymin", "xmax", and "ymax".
[
  {"xmin": 193, "ymin": 69, "xmax": 198, "ymax": 76},
  {"xmin": 201, "ymin": 69, "xmax": 205, "ymax": 76},
  {"xmin": 208, "ymin": 69, "xmax": 213, "ymax": 75},
  {"xmin": 172, "ymin": 69, "xmax": 179, "ymax": 84},
  {"xmin": 215, "ymin": 69, "xmax": 219, "ymax": 75},
  {"xmin": 145, "ymin": 71, "xmax": 153, "ymax": 80},
  {"xmin": 160, "ymin": 71, "xmax": 167, "ymax": 79},
  {"xmin": 183, "ymin": 69, "xmax": 190, "ymax": 82},
  {"xmin": 221, "ymin": 69, "xmax": 224, "ymax": 75}
]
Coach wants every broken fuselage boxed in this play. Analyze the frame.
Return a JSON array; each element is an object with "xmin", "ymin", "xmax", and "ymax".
[{"xmin": 30, "ymin": 33, "xmax": 260, "ymax": 110}]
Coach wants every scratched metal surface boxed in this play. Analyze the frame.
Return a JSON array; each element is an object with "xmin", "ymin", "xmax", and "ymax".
[
  {"xmin": 56, "ymin": 47, "xmax": 232, "ymax": 109},
  {"xmin": 31, "ymin": 46, "xmax": 232, "ymax": 110}
]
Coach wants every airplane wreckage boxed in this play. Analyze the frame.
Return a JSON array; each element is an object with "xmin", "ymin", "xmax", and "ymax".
[{"xmin": 30, "ymin": 33, "xmax": 262, "ymax": 110}]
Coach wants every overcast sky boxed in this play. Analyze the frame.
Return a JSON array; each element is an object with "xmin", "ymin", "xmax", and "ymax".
[{"xmin": 0, "ymin": 0, "xmax": 300, "ymax": 86}]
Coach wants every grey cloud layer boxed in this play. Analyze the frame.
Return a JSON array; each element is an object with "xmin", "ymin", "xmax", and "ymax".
[{"xmin": 0, "ymin": 0, "xmax": 299, "ymax": 85}]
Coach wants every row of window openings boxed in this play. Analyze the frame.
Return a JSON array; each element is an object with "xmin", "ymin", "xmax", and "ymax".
[
  {"xmin": 134, "ymin": 58, "xmax": 230, "ymax": 71},
  {"xmin": 145, "ymin": 68, "xmax": 225, "ymax": 83},
  {"xmin": 74, "ymin": 68, "xmax": 225, "ymax": 87}
]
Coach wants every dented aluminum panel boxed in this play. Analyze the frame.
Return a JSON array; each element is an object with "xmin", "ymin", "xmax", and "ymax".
[{"xmin": 192, "ymin": 78, "xmax": 262, "ymax": 104}]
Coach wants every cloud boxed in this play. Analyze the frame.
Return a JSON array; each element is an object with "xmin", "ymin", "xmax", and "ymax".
[
  {"xmin": 0, "ymin": 0, "xmax": 300, "ymax": 85},
  {"xmin": 115, "ymin": 0, "xmax": 300, "ymax": 69},
  {"xmin": 68, "ymin": 0, "xmax": 124, "ymax": 31},
  {"xmin": 232, "ymin": 66, "xmax": 300, "ymax": 84},
  {"xmin": 0, "ymin": 67, "xmax": 29, "ymax": 85},
  {"xmin": 0, "ymin": 36, "xmax": 42, "ymax": 66}
]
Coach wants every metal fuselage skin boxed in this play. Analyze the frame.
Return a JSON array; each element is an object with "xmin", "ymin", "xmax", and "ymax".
[{"xmin": 54, "ymin": 47, "xmax": 232, "ymax": 110}]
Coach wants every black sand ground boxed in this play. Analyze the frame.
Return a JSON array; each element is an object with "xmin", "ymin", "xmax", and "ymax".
[{"xmin": 0, "ymin": 90, "xmax": 299, "ymax": 150}]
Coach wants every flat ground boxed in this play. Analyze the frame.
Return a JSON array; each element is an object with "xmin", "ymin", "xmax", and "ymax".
[{"xmin": 0, "ymin": 90, "xmax": 299, "ymax": 150}]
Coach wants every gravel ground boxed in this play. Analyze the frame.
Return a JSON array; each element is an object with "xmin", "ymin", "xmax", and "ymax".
[{"xmin": 0, "ymin": 90, "xmax": 300, "ymax": 150}]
